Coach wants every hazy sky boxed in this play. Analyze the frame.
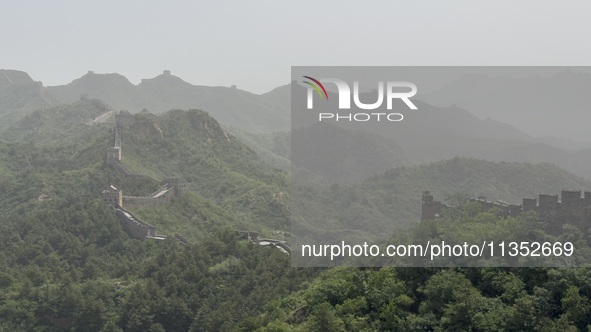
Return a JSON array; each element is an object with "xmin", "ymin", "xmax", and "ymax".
[{"xmin": 3, "ymin": 1, "xmax": 591, "ymax": 94}]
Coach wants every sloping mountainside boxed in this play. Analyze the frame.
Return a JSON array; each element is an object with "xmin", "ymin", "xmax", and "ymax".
[
  {"xmin": 0, "ymin": 106, "xmax": 292, "ymax": 238},
  {"xmin": 138, "ymin": 74, "xmax": 290, "ymax": 132},
  {"xmin": 9, "ymin": 69, "xmax": 591, "ymax": 184},
  {"xmin": 228, "ymin": 128, "xmax": 291, "ymax": 171},
  {"xmin": 248, "ymin": 266, "xmax": 591, "ymax": 331},
  {"xmin": 47, "ymin": 72, "xmax": 152, "ymax": 112},
  {"xmin": 290, "ymin": 81, "xmax": 591, "ymax": 181},
  {"xmin": 1, "ymin": 104, "xmax": 591, "ymax": 329},
  {"xmin": 292, "ymin": 122, "xmax": 408, "ymax": 184},
  {"xmin": 293, "ymin": 157, "xmax": 591, "ymax": 242},
  {"xmin": 1, "ymin": 99, "xmax": 113, "ymax": 143},
  {"xmin": 231, "ymin": 122, "xmax": 409, "ymax": 184},
  {"xmin": 0, "ymin": 109, "xmax": 316, "ymax": 331},
  {"xmin": 261, "ymin": 83, "xmax": 290, "ymax": 107},
  {"xmin": 327, "ymin": 100, "xmax": 535, "ymax": 165},
  {"xmin": 47, "ymin": 71, "xmax": 290, "ymax": 132},
  {"xmin": 0, "ymin": 69, "xmax": 55, "ymax": 130},
  {"xmin": 421, "ymin": 70, "xmax": 591, "ymax": 145},
  {"xmin": 111, "ymin": 109, "xmax": 289, "ymax": 232}
]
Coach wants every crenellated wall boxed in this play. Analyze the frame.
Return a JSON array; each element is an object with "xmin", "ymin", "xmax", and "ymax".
[
  {"xmin": 102, "ymin": 180, "xmax": 186, "ymax": 240},
  {"xmin": 469, "ymin": 196, "xmax": 521, "ymax": 218},
  {"xmin": 102, "ymin": 111, "xmax": 190, "ymax": 241},
  {"xmin": 123, "ymin": 194, "xmax": 173, "ymax": 208},
  {"xmin": 122, "ymin": 184, "xmax": 178, "ymax": 209},
  {"xmin": 422, "ymin": 190, "xmax": 591, "ymax": 234},
  {"xmin": 115, "ymin": 207, "xmax": 160, "ymax": 239}
]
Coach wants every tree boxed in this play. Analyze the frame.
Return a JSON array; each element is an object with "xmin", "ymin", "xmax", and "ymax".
[
  {"xmin": 561, "ymin": 286, "xmax": 591, "ymax": 329},
  {"xmin": 306, "ymin": 302, "xmax": 345, "ymax": 332}
]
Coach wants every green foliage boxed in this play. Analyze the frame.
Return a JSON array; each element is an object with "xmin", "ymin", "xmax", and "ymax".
[
  {"xmin": 1, "ymin": 99, "xmax": 113, "ymax": 144},
  {"xmin": 305, "ymin": 302, "xmax": 345, "ymax": 332},
  {"xmin": 294, "ymin": 157, "xmax": 591, "ymax": 243},
  {"xmin": 251, "ymin": 264, "xmax": 591, "ymax": 331},
  {"xmin": 228, "ymin": 128, "xmax": 291, "ymax": 171},
  {"xmin": 0, "ymin": 110, "xmax": 315, "ymax": 331},
  {"xmin": 251, "ymin": 206, "xmax": 591, "ymax": 331},
  {"xmin": 2, "ymin": 105, "xmax": 591, "ymax": 331},
  {"xmin": 121, "ymin": 110, "xmax": 290, "ymax": 230}
]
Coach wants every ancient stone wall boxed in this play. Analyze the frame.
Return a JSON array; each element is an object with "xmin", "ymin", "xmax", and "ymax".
[
  {"xmin": 115, "ymin": 207, "xmax": 160, "ymax": 240},
  {"xmin": 422, "ymin": 190, "xmax": 591, "ymax": 234}
]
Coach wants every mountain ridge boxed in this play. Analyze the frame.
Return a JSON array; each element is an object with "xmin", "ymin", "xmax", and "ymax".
[{"xmin": 46, "ymin": 70, "xmax": 291, "ymax": 132}]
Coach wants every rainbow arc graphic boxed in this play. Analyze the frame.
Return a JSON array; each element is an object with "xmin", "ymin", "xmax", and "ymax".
[{"xmin": 302, "ymin": 76, "xmax": 329, "ymax": 100}]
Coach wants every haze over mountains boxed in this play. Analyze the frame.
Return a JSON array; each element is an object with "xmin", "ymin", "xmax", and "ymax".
[
  {"xmin": 4, "ymin": 68, "xmax": 591, "ymax": 183},
  {"xmin": 293, "ymin": 157, "xmax": 591, "ymax": 244},
  {"xmin": 0, "ymin": 70, "xmax": 55, "ymax": 130},
  {"xmin": 1, "ymin": 92, "xmax": 589, "ymax": 329},
  {"xmin": 0, "ymin": 69, "xmax": 290, "ymax": 133},
  {"xmin": 2, "ymin": 67, "xmax": 591, "ymax": 328},
  {"xmin": 47, "ymin": 70, "xmax": 290, "ymax": 133},
  {"xmin": 421, "ymin": 70, "xmax": 591, "ymax": 147}
]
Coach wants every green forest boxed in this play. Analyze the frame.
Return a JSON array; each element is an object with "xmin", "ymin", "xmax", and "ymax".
[{"xmin": 0, "ymin": 104, "xmax": 591, "ymax": 331}]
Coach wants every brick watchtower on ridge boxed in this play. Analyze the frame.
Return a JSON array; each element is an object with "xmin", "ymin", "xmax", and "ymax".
[
  {"xmin": 422, "ymin": 191, "xmax": 445, "ymax": 221},
  {"xmin": 102, "ymin": 185, "xmax": 123, "ymax": 207}
]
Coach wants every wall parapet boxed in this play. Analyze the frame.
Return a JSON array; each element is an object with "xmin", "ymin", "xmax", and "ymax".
[
  {"xmin": 421, "ymin": 190, "xmax": 591, "ymax": 234},
  {"xmin": 113, "ymin": 206, "xmax": 162, "ymax": 239}
]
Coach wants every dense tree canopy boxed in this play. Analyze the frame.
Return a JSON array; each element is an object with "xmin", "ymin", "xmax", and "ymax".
[{"xmin": 1, "ymin": 109, "xmax": 590, "ymax": 331}]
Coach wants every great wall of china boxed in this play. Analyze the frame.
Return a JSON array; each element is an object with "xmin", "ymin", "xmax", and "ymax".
[
  {"xmin": 102, "ymin": 111, "xmax": 290, "ymax": 253},
  {"xmin": 101, "ymin": 184, "xmax": 177, "ymax": 241},
  {"xmin": 104, "ymin": 110, "xmax": 587, "ymax": 248},
  {"xmin": 422, "ymin": 190, "xmax": 591, "ymax": 234},
  {"xmin": 102, "ymin": 111, "xmax": 185, "ymax": 242}
]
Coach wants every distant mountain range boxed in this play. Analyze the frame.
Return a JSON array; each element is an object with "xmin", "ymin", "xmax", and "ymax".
[
  {"xmin": 289, "ymin": 85, "xmax": 591, "ymax": 183},
  {"xmin": 47, "ymin": 70, "xmax": 290, "ymax": 132},
  {"xmin": 0, "ymin": 69, "xmax": 290, "ymax": 133},
  {"xmin": 1, "ymin": 99, "xmax": 112, "ymax": 143},
  {"xmin": 293, "ymin": 157, "xmax": 591, "ymax": 242},
  {"xmin": 0, "ymin": 70, "xmax": 56, "ymax": 130},
  {"xmin": 5, "ymin": 68, "xmax": 591, "ymax": 183},
  {"xmin": 421, "ymin": 70, "xmax": 591, "ymax": 147}
]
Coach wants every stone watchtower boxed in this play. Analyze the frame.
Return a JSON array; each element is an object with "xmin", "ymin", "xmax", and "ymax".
[
  {"xmin": 421, "ymin": 191, "xmax": 444, "ymax": 221},
  {"xmin": 102, "ymin": 185, "xmax": 123, "ymax": 207}
]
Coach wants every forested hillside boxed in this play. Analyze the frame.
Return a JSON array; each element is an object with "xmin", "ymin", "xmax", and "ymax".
[
  {"xmin": 293, "ymin": 158, "xmax": 591, "ymax": 243},
  {"xmin": 0, "ymin": 69, "xmax": 56, "ymax": 131},
  {"xmin": 1, "ymin": 79, "xmax": 591, "ymax": 330},
  {"xmin": 47, "ymin": 71, "xmax": 290, "ymax": 132},
  {"xmin": 0, "ymin": 109, "xmax": 313, "ymax": 331},
  {"xmin": 248, "ymin": 263, "xmax": 591, "ymax": 331},
  {"xmin": 0, "ymin": 99, "xmax": 113, "ymax": 143}
]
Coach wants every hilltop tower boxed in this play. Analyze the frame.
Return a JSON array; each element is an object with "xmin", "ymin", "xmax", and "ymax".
[
  {"xmin": 102, "ymin": 185, "xmax": 123, "ymax": 207},
  {"xmin": 421, "ymin": 191, "xmax": 444, "ymax": 221}
]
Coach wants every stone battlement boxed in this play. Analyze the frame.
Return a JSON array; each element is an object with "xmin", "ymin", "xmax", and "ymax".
[
  {"xmin": 102, "ymin": 179, "xmax": 185, "ymax": 239},
  {"xmin": 421, "ymin": 190, "xmax": 591, "ymax": 234},
  {"xmin": 235, "ymin": 230, "xmax": 291, "ymax": 254},
  {"xmin": 101, "ymin": 185, "xmax": 164, "ymax": 240},
  {"xmin": 103, "ymin": 111, "xmax": 189, "ymax": 242},
  {"xmin": 115, "ymin": 207, "xmax": 164, "ymax": 240},
  {"xmin": 123, "ymin": 183, "xmax": 175, "ymax": 209}
]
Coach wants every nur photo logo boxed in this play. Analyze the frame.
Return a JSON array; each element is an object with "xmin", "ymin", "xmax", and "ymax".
[{"xmin": 302, "ymin": 76, "xmax": 418, "ymax": 122}]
